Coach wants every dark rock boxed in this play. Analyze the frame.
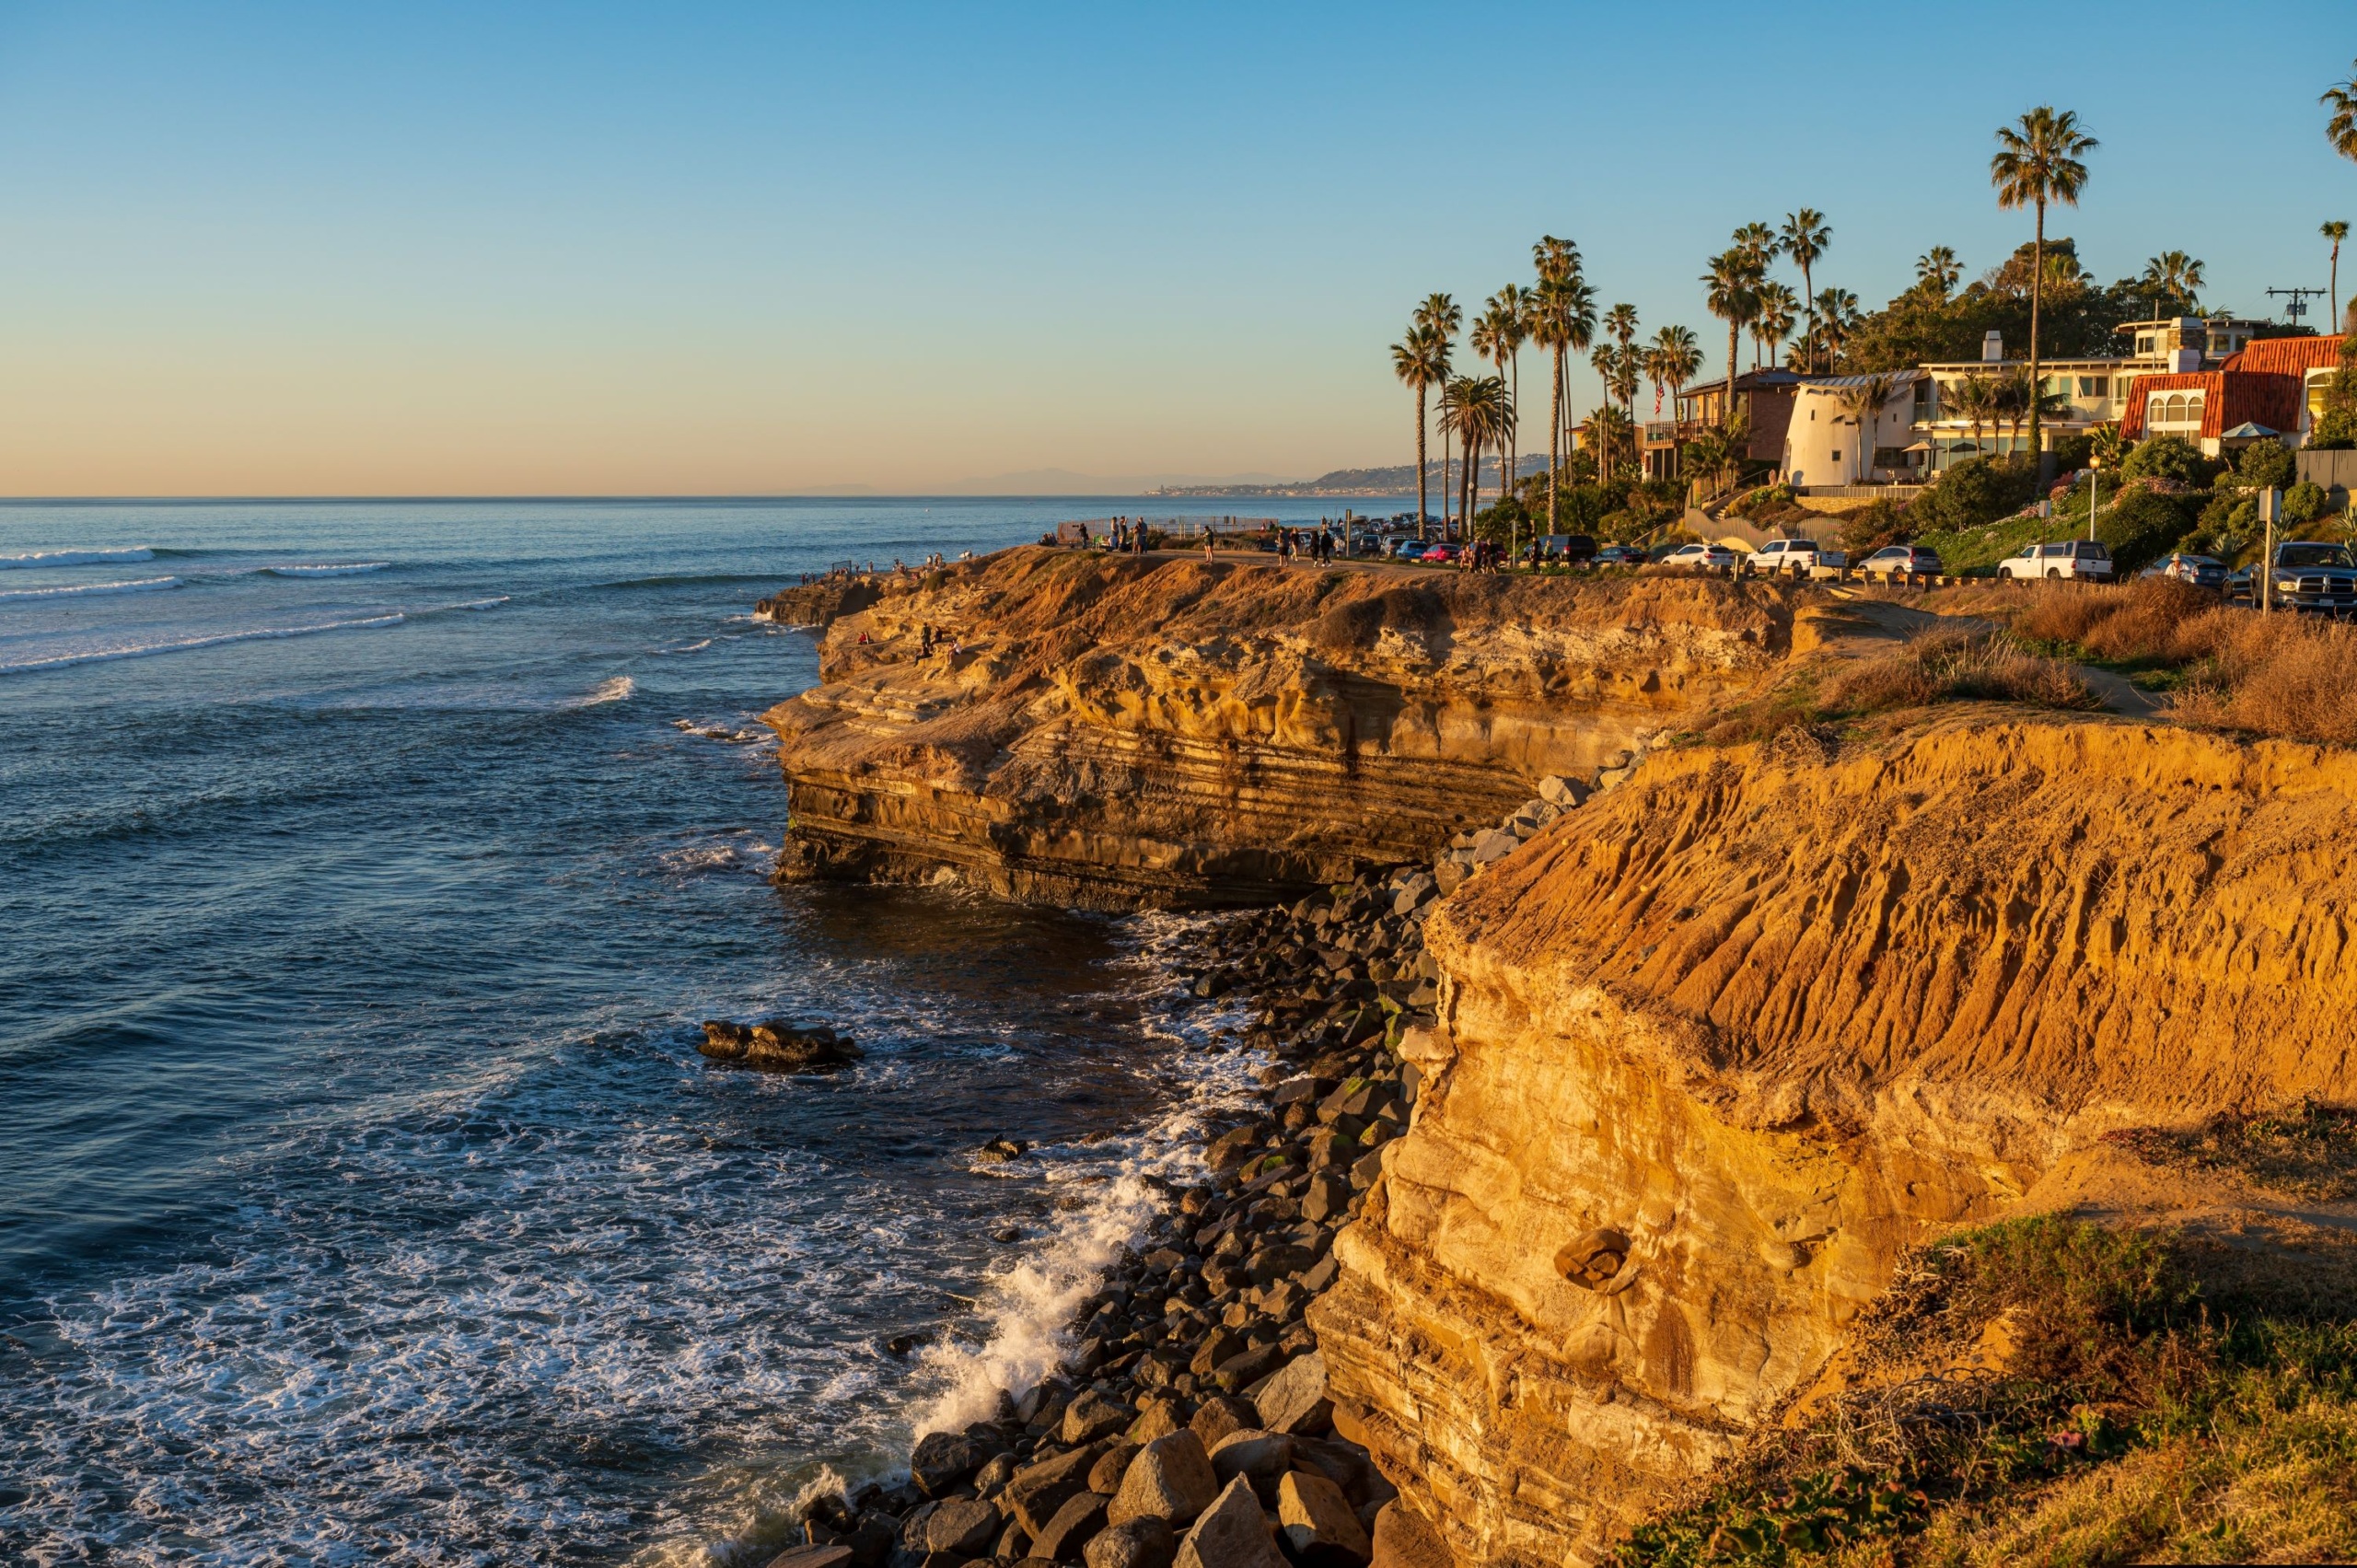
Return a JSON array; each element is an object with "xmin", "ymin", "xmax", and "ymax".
[
  {"xmin": 979, "ymin": 1136, "xmax": 1035, "ymax": 1163},
  {"xmin": 767, "ymin": 1548, "xmax": 855, "ymax": 1568},
  {"xmin": 1088, "ymin": 1443, "xmax": 1142, "ymax": 1494},
  {"xmin": 1206, "ymin": 1430, "xmax": 1293, "ymax": 1505},
  {"xmin": 1062, "ymin": 1390, "xmax": 1134, "ymax": 1446},
  {"xmin": 1004, "ymin": 1443, "xmax": 1109, "ymax": 1535},
  {"xmin": 700, "ymin": 1017, "xmax": 864, "ymax": 1073},
  {"xmin": 1032, "ymin": 1489, "xmax": 1111, "ymax": 1561},
  {"xmin": 1250, "ymin": 1352, "xmax": 1331, "ymax": 1437},
  {"xmin": 925, "ymin": 1497, "xmax": 1003, "ymax": 1555},
  {"xmin": 1298, "ymin": 1254, "xmax": 1339, "ymax": 1295},
  {"xmin": 1107, "ymin": 1429, "xmax": 1219, "ymax": 1527},
  {"xmin": 1175, "ymin": 1475, "xmax": 1284, "ymax": 1568},
  {"xmin": 1276, "ymin": 1471, "xmax": 1371, "ymax": 1567},
  {"xmin": 1188, "ymin": 1396, "xmax": 1259, "ymax": 1454},
  {"xmin": 1085, "ymin": 1516, "xmax": 1177, "ymax": 1568},
  {"xmin": 911, "ymin": 1431, "xmax": 996, "ymax": 1496}
]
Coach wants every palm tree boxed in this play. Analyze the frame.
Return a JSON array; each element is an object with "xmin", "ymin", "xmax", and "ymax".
[
  {"xmin": 2324, "ymin": 60, "xmax": 2357, "ymax": 164},
  {"xmin": 1836, "ymin": 375, "xmax": 1895, "ymax": 483},
  {"xmin": 1414, "ymin": 294, "xmax": 1462, "ymax": 529},
  {"xmin": 1440, "ymin": 376, "xmax": 1515, "ymax": 523},
  {"xmin": 1703, "ymin": 249, "xmax": 1763, "ymax": 433},
  {"xmin": 1486, "ymin": 285, "xmax": 1530, "ymax": 494},
  {"xmin": 1991, "ymin": 106, "xmax": 2098, "ymax": 466},
  {"xmin": 1952, "ymin": 372, "xmax": 2000, "ymax": 463},
  {"xmin": 2326, "ymin": 223, "xmax": 2351, "ymax": 331},
  {"xmin": 1996, "ymin": 367, "xmax": 2034, "ymax": 460},
  {"xmin": 1530, "ymin": 238, "xmax": 1595, "ymax": 528},
  {"xmin": 1916, "ymin": 246, "xmax": 1961, "ymax": 299},
  {"xmin": 1391, "ymin": 326, "xmax": 1448, "ymax": 541},
  {"xmin": 1753, "ymin": 283, "xmax": 1797, "ymax": 370},
  {"xmin": 1604, "ymin": 303, "xmax": 1641, "ymax": 459},
  {"xmin": 1781, "ymin": 209, "xmax": 1830, "ymax": 371},
  {"xmin": 1814, "ymin": 287, "xmax": 1861, "ymax": 370},
  {"xmin": 2141, "ymin": 251, "xmax": 2206, "ymax": 315}
]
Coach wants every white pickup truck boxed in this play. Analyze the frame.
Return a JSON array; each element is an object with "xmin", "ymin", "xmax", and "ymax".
[
  {"xmin": 1997, "ymin": 540, "xmax": 2114, "ymax": 581},
  {"xmin": 1743, "ymin": 538, "xmax": 1820, "ymax": 577}
]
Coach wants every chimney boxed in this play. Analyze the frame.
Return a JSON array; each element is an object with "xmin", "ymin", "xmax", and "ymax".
[{"xmin": 1982, "ymin": 330, "xmax": 2003, "ymax": 363}]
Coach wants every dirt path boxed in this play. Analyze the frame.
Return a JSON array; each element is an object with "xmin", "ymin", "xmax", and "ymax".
[{"xmin": 1827, "ymin": 588, "xmax": 2167, "ymax": 721}]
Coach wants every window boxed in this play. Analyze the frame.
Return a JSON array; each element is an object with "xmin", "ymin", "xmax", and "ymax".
[
  {"xmin": 1829, "ymin": 450, "xmax": 1841, "ymax": 462},
  {"xmin": 2136, "ymin": 334, "xmax": 2156, "ymax": 354},
  {"xmin": 2078, "ymin": 376, "xmax": 2108, "ymax": 396}
]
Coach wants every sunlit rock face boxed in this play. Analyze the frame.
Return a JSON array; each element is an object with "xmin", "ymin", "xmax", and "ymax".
[
  {"xmin": 762, "ymin": 547, "xmax": 1792, "ymax": 909},
  {"xmin": 1311, "ymin": 716, "xmax": 2357, "ymax": 1564}
]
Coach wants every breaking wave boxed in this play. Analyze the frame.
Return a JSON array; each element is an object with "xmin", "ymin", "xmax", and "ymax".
[
  {"xmin": 0, "ymin": 546, "xmax": 155, "ymax": 569},
  {"xmin": 264, "ymin": 562, "xmax": 392, "ymax": 576},
  {"xmin": 0, "ymin": 575, "xmax": 180, "ymax": 601},
  {"xmin": 0, "ymin": 614, "xmax": 405, "ymax": 675}
]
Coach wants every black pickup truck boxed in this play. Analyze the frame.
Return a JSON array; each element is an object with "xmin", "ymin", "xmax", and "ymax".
[{"xmin": 2227, "ymin": 541, "xmax": 2357, "ymax": 614}]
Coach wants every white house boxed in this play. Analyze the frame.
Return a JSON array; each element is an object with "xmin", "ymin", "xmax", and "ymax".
[{"xmin": 1780, "ymin": 371, "xmax": 1924, "ymax": 488}]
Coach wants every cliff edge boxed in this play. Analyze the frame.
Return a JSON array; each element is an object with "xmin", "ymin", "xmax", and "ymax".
[
  {"xmin": 1309, "ymin": 712, "xmax": 2357, "ymax": 1563},
  {"xmin": 761, "ymin": 548, "xmax": 1797, "ymax": 908}
]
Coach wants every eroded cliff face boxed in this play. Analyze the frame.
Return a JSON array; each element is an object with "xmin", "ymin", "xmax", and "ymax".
[
  {"xmin": 761, "ymin": 549, "xmax": 1794, "ymax": 908},
  {"xmin": 1310, "ymin": 714, "xmax": 2357, "ymax": 1564}
]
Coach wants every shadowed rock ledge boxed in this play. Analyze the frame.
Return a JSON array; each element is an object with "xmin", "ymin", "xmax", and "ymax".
[{"xmin": 760, "ymin": 548, "xmax": 1795, "ymax": 909}]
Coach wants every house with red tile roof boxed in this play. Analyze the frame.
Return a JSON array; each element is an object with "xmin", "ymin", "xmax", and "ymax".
[{"xmin": 2119, "ymin": 334, "xmax": 2343, "ymax": 453}]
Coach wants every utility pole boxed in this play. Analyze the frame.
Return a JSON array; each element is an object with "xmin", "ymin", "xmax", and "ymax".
[
  {"xmin": 2260, "ymin": 487, "xmax": 2282, "ymax": 614},
  {"xmin": 2265, "ymin": 287, "xmax": 2326, "ymax": 327}
]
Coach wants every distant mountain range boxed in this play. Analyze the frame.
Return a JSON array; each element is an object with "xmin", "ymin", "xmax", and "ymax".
[
  {"xmin": 796, "ymin": 467, "xmax": 1304, "ymax": 497},
  {"xmin": 1150, "ymin": 456, "xmax": 1550, "ymax": 497}
]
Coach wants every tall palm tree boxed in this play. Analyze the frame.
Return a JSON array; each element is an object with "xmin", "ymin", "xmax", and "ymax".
[
  {"xmin": 1414, "ymin": 294, "xmax": 1462, "ymax": 529},
  {"xmin": 1991, "ymin": 106, "xmax": 2098, "ymax": 466},
  {"xmin": 1781, "ymin": 209, "xmax": 1831, "ymax": 371},
  {"xmin": 1916, "ymin": 246, "xmax": 1961, "ymax": 299},
  {"xmin": 1440, "ymin": 376, "xmax": 1515, "ymax": 523},
  {"xmin": 2324, "ymin": 61, "xmax": 2357, "ymax": 164},
  {"xmin": 1814, "ymin": 287, "xmax": 1861, "ymax": 370},
  {"xmin": 2141, "ymin": 251, "xmax": 2206, "ymax": 315},
  {"xmin": 1753, "ymin": 283, "xmax": 1798, "ymax": 370},
  {"xmin": 1996, "ymin": 367, "xmax": 2034, "ymax": 460},
  {"xmin": 1836, "ymin": 375, "xmax": 1895, "ymax": 483},
  {"xmin": 1391, "ymin": 325, "xmax": 1448, "ymax": 541},
  {"xmin": 1487, "ymin": 284, "xmax": 1529, "ymax": 495},
  {"xmin": 2325, "ymin": 222, "xmax": 2351, "ymax": 331},
  {"xmin": 1730, "ymin": 226, "xmax": 1781, "ymax": 368},
  {"xmin": 1604, "ymin": 302, "xmax": 1641, "ymax": 455},
  {"xmin": 1530, "ymin": 238, "xmax": 1595, "ymax": 529},
  {"xmin": 1703, "ymin": 249, "xmax": 1763, "ymax": 433}
]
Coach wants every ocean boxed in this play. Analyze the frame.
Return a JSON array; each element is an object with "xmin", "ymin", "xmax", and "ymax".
[{"xmin": 0, "ymin": 498, "xmax": 1393, "ymax": 1566}]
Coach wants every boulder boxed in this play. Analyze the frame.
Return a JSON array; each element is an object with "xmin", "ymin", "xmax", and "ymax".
[
  {"xmin": 1062, "ymin": 1390, "xmax": 1135, "ymax": 1446},
  {"xmin": 910, "ymin": 1431, "xmax": 989, "ymax": 1496},
  {"xmin": 1251, "ymin": 1352, "xmax": 1332, "ymax": 1437},
  {"xmin": 1127, "ymin": 1401, "xmax": 1184, "ymax": 1444},
  {"xmin": 1276, "ymin": 1471, "xmax": 1371, "ymax": 1567},
  {"xmin": 1085, "ymin": 1516, "xmax": 1177, "ymax": 1568},
  {"xmin": 1175, "ymin": 1475, "xmax": 1285, "ymax": 1568},
  {"xmin": 1107, "ymin": 1430, "xmax": 1219, "ymax": 1527},
  {"xmin": 1536, "ymin": 773, "xmax": 1586, "ymax": 807},
  {"xmin": 925, "ymin": 1498, "xmax": 1003, "ymax": 1556},
  {"xmin": 1189, "ymin": 1396, "xmax": 1260, "ymax": 1453},
  {"xmin": 1368, "ymin": 1504, "xmax": 1454, "ymax": 1568},
  {"xmin": 765, "ymin": 1549, "xmax": 853, "ymax": 1568},
  {"xmin": 1469, "ymin": 830, "xmax": 1519, "ymax": 865},
  {"xmin": 1089, "ymin": 1443, "xmax": 1142, "ymax": 1494},
  {"xmin": 1005, "ymin": 1444, "xmax": 1109, "ymax": 1535},
  {"xmin": 700, "ymin": 1017, "xmax": 864, "ymax": 1073},
  {"xmin": 1211, "ymin": 1342, "xmax": 1285, "ymax": 1392},
  {"xmin": 1300, "ymin": 1172, "xmax": 1351, "ymax": 1225},
  {"xmin": 1207, "ymin": 1430, "xmax": 1294, "ymax": 1504},
  {"xmin": 1032, "ymin": 1489, "xmax": 1112, "ymax": 1562}
]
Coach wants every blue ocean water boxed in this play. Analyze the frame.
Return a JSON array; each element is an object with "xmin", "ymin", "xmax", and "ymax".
[{"xmin": 0, "ymin": 499, "xmax": 1389, "ymax": 1566}]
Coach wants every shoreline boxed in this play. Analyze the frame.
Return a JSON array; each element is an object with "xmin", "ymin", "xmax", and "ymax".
[{"xmin": 749, "ymin": 857, "xmax": 1453, "ymax": 1567}]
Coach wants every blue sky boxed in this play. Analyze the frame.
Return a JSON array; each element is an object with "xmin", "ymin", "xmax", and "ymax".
[{"xmin": 0, "ymin": 1, "xmax": 2351, "ymax": 494}]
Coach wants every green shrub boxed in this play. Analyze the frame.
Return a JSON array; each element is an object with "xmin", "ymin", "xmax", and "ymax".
[
  {"xmin": 2285, "ymin": 480, "xmax": 2331, "ymax": 527},
  {"xmin": 1597, "ymin": 509, "xmax": 1646, "ymax": 542},
  {"xmin": 2119, "ymin": 435, "xmax": 2213, "ymax": 487},
  {"xmin": 2313, "ymin": 406, "xmax": 2357, "ymax": 451},
  {"xmin": 1918, "ymin": 458, "xmax": 2038, "ymax": 533},
  {"xmin": 1729, "ymin": 482, "xmax": 1796, "ymax": 518},
  {"xmin": 1839, "ymin": 499, "xmax": 1912, "ymax": 555},
  {"xmin": 2191, "ymin": 492, "xmax": 2260, "ymax": 558},
  {"xmin": 2097, "ymin": 489, "xmax": 2196, "ymax": 573},
  {"xmin": 2236, "ymin": 440, "xmax": 2297, "ymax": 491}
]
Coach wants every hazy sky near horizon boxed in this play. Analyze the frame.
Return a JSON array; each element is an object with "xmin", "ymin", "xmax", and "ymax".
[{"xmin": 2, "ymin": 1, "xmax": 2353, "ymax": 496}]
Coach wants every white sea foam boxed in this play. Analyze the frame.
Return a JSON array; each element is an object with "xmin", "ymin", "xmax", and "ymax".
[
  {"xmin": 0, "ymin": 613, "xmax": 405, "ymax": 674},
  {"xmin": 0, "ymin": 546, "xmax": 154, "ymax": 569},
  {"xmin": 671, "ymin": 718, "xmax": 772, "ymax": 745},
  {"xmin": 0, "ymin": 575, "xmax": 180, "ymax": 601},
  {"xmin": 575, "ymin": 676, "xmax": 635, "ymax": 706},
  {"xmin": 904, "ymin": 912, "xmax": 1258, "ymax": 1439},
  {"xmin": 265, "ymin": 561, "xmax": 392, "ymax": 575}
]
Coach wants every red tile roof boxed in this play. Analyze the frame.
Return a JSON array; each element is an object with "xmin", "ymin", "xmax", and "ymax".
[
  {"xmin": 2119, "ymin": 369, "xmax": 2304, "ymax": 441},
  {"xmin": 2221, "ymin": 334, "xmax": 2344, "ymax": 376}
]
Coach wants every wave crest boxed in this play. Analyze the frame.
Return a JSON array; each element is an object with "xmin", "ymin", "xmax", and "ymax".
[
  {"xmin": 0, "ymin": 546, "xmax": 155, "ymax": 569},
  {"xmin": 0, "ymin": 575, "xmax": 180, "ymax": 601}
]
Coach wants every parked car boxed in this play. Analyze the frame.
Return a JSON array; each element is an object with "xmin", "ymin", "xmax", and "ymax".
[
  {"xmin": 1419, "ymin": 543, "xmax": 1460, "ymax": 563},
  {"xmin": 1388, "ymin": 538, "xmax": 1428, "ymax": 559},
  {"xmin": 2148, "ymin": 552, "xmax": 2226, "ymax": 589},
  {"xmin": 2227, "ymin": 541, "xmax": 2357, "ymax": 613},
  {"xmin": 1861, "ymin": 544, "xmax": 1942, "ymax": 580},
  {"xmin": 1660, "ymin": 541, "xmax": 1737, "ymax": 571},
  {"xmin": 1744, "ymin": 538, "xmax": 1820, "ymax": 577},
  {"xmin": 1815, "ymin": 548, "xmax": 1849, "ymax": 573},
  {"xmin": 1538, "ymin": 532, "xmax": 1597, "ymax": 563},
  {"xmin": 1593, "ymin": 543, "xmax": 1645, "ymax": 566},
  {"xmin": 1996, "ymin": 539, "xmax": 2113, "ymax": 581}
]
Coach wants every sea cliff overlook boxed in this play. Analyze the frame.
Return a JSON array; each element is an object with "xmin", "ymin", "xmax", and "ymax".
[{"xmin": 756, "ymin": 548, "xmax": 2357, "ymax": 1566}]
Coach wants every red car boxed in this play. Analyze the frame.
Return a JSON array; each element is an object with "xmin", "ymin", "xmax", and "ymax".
[{"xmin": 1420, "ymin": 543, "xmax": 1459, "ymax": 563}]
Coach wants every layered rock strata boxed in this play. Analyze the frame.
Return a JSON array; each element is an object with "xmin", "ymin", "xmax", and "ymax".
[
  {"xmin": 1309, "ymin": 713, "xmax": 2357, "ymax": 1564},
  {"xmin": 761, "ymin": 548, "xmax": 1795, "ymax": 908}
]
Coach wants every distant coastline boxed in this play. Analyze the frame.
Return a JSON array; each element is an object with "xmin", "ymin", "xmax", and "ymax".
[{"xmin": 1148, "ymin": 456, "xmax": 1551, "ymax": 498}]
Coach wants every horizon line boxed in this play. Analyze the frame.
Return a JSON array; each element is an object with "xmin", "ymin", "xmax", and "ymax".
[{"xmin": 0, "ymin": 491, "xmax": 1416, "ymax": 507}]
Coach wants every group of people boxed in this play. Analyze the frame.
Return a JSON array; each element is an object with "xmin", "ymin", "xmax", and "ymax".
[
  {"xmin": 1109, "ymin": 517, "xmax": 1150, "ymax": 554},
  {"xmin": 1276, "ymin": 528, "xmax": 1339, "ymax": 566}
]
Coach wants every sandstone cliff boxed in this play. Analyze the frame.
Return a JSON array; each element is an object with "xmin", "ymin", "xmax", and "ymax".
[
  {"xmin": 1309, "ymin": 713, "xmax": 2357, "ymax": 1564},
  {"xmin": 761, "ymin": 549, "xmax": 1795, "ymax": 908}
]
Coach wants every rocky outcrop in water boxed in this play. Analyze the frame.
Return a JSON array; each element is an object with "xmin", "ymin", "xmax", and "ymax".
[
  {"xmin": 761, "ymin": 548, "xmax": 1794, "ymax": 909},
  {"xmin": 699, "ymin": 1018, "xmax": 864, "ymax": 1073}
]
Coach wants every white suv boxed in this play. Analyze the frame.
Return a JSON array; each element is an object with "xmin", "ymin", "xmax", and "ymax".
[
  {"xmin": 1744, "ymin": 539, "xmax": 1820, "ymax": 577},
  {"xmin": 1998, "ymin": 540, "xmax": 2114, "ymax": 581},
  {"xmin": 1660, "ymin": 542, "xmax": 1736, "ymax": 571}
]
